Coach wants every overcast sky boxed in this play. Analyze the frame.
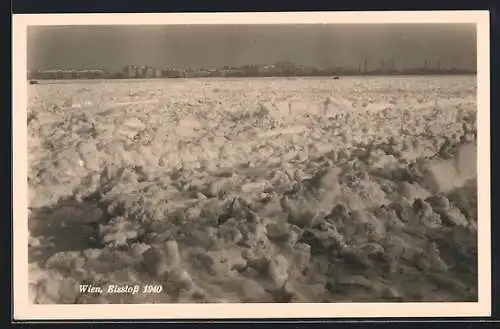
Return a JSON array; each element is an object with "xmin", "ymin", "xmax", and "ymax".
[{"xmin": 27, "ymin": 23, "xmax": 477, "ymax": 71}]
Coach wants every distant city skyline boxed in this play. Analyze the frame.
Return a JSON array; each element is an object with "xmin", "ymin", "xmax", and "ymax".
[{"xmin": 27, "ymin": 23, "xmax": 477, "ymax": 72}]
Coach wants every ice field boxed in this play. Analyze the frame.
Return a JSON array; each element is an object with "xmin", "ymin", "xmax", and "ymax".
[{"xmin": 27, "ymin": 76, "xmax": 478, "ymax": 303}]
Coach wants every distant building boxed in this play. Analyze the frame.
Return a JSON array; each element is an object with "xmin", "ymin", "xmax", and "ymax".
[
  {"xmin": 28, "ymin": 69, "xmax": 106, "ymax": 80},
  {"xmin": 207, "ymin": 68, "xmax": 220, "ymax": 77},
  {"xmin": 256, "ymin": 64, "xmax": 275, "ymax": 74},
  {"xmin": 80, "ymin": 69, "xmax": 107, "ymax": 79},
  {"xmin": 142, "ymin": 66, "xmax": 154, "ymax": 78},
  {"xmin": 302, "ymin": 66, "xmax": 315, "ymax": 75},
  {"xmin": 194, "ymin": 69, "xmax": 211, "ymax": 77},
  {"xmin": 62, "ymin": 70, "xmax": 75, "ymax": 79},
  {"xmin": 219, "ymin": 68, "xmax": 240, "ymax": 77},
  {"xmin": 136, "ymin": 66, "xmax": 155, "ymax": 78},
  {"xmin": 162, "ymin": 68, "xmax": 182, "ymax": 78},
  {"xmin": 123, "ymin": 65, "xmax": 138, "ymax": 78},
  {"xmin": 137, "ymin": 66, "xmax": 145, "ymax": 78},
  {"xmin": 182, "ymin": 68, "xmax": 196, "ymax": 78},
  {"xmin": 275, "ymin": 61, "xmax": 294, "ymax": 71},
  {"xmin": 154, "ymin": 68, "xmax": 161, "ymax": 78}
]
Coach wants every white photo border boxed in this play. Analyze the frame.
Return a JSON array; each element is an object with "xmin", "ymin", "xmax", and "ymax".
[{"xmin": 12, "ymin": 11, "xmax": 491, "ymax": 320}]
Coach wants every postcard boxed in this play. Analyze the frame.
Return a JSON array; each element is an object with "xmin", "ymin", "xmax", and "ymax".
[{"xmin": 12, "ymin": 11, "xmax": 490, "ymax": 320}]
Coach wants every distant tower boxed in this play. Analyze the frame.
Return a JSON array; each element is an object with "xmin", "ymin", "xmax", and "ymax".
[
  {"xmin": 424, "ymin": 59, "xmax": 428, "ymax": 70},
  {"xmin": 437, "ymin": 59, "xmax": 441, "ymax": 71},
  {"xmin": 363, "ymin": 59, "xmax": 368, "ymax": 73}
]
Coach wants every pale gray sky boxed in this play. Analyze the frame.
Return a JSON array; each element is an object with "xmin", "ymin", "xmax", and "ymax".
[{"xmin": 27, "ymin": 23, "xmax": 477, "ymax": 71}]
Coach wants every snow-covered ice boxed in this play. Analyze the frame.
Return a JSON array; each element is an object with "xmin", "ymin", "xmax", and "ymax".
[{"xmin": 27, "ymin": 76, "xmax": 478, "ymax": 303}]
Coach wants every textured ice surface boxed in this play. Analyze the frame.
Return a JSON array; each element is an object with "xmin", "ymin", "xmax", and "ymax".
[{"xmin": 27, "ymin": 76, "xmax": 478, "ymax": 303}]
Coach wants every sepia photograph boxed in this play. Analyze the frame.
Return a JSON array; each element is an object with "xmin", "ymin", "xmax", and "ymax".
[{"xmin": 13, "ymin": 11, "xmax": 490, "ymax": 319}]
